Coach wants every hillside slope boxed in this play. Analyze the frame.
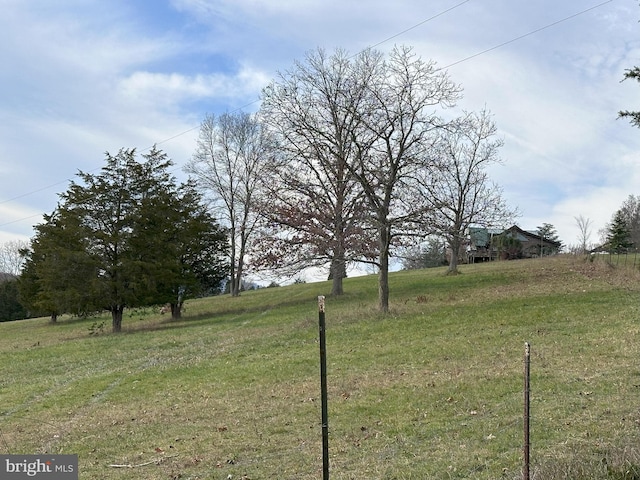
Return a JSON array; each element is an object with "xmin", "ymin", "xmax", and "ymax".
[{"xmin": 0, "ymin": 255, "xmax": 638, "ymax": 479}]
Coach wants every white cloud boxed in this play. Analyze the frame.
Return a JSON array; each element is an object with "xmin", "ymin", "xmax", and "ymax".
[
  {"xmin": 1, "ymin": 0, "xmax": 638, "ymax": 254},
  {"xmin": 118, "ymin": 64, "xmax": 270, "ymax": 107}
]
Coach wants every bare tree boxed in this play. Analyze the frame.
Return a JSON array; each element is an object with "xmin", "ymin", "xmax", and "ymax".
[
  {"xmin": 424, "ymin": 109, "xmax": 516, "ymax": 274},
  {"xmin": 258, "ymin": 48, "xmax": 377, "ymax": 295},
  {"xmin": 574, "ymin": 214, "xmax": 593, "ymax": 254},
  {"xmin": 259, "ymin": 45, "xmax": 459, "ymax": 311},
  {"xmin": 186, "ymin": 112, "xmax": 270, "ymax": 297},
  {"xmin": 350, "ymin": 45, "xmax": 461, "ymax": 312},
  {"xmin": 0, "ymin": 239, "xmax": 29, "ymax": 276}
]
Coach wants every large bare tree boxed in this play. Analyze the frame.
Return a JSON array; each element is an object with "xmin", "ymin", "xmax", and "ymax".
[
  {"xmin": 424, "ymin": 109, "xmax": 515, "ymax": 274},
  {"xmin": 260, "ymin": 45, "xmax": 459, "ymax": 311},
  {"xmin": 349, "ymin": 45, "xmax": 461, "ymax": 312},
  {"xmin": 258, "ymin": 48, "xmax": 377, "ymax": 295},
  {"xmin": 186, "ymin": 112, "xmax": 270, "ymax": 297}
]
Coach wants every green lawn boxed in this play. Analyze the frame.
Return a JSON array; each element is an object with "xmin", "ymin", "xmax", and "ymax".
[{"xmin": 1, "ymin": 255, "xmax": 639, "ymax": 479}]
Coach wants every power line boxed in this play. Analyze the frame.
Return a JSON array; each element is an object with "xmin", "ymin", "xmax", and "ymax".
[
  {"xmin": 0, "ymin": 1, "xmax": 474, "ymax": 217},
  {"xmin": 0, "ymin": 214, "xmax": 43, "ymax": 228},
  {"xmin": 441, "ymin": 0, "xmax": 615, "ymax": 70},
  {"xmin": 366, "ymin": 0, "xmax": 472, "ymax": 51},
  {"xmin": 0, "ymin": 180, "xmax": 69, "ymax": 205},
  {"xmin": 0, "ymin": 0, "xmax": 616, "ymax": 231}
]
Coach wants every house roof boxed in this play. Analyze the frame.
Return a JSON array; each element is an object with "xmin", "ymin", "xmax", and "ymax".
[
  {"xmin": 504, "ymin": 225, "xmax": 562, "ymax": 247},
  {"xmin": 469, "ymin": 226, "xmax": 503, "ymax": 246},
  {"xmin": 469, "ymin": 227, "xmax": 489, "ymax": 246},
  {"xmin": 468, "ymin": 225, "xmax": 562, "ymax": 248}
]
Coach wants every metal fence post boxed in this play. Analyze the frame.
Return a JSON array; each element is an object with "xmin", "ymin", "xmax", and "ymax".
[
  {"xmin": 523, "ymin": 342, "xmax": 531, "ymax": 480},
  {"xmin": 318, "ymin": 296, "xmax": 329, "ymax": 480}
]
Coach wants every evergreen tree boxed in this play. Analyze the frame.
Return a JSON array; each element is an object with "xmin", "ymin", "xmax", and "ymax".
[
  {"xmin": 607, "ymin": 210, "xmax": 633, "ymax": 253},
  {"xmin": 0, "ymin": 278, "xmax": 27, "ymax": 322},
  {"xmin": 617, "ymin": 194, "xmax": 640, "ymax": 247},
  {"xmin": 536, "ymin": 223, "xmax": 562, "ymax": 256},
  {"xmin": 619, "ymin": 67, "xmax": 640, "ymax": 128},
  {"xmin": 20, "ymin": 147, "xmax": 228, "ymax": 332},
  {"xmin": 18, "ymin": 210, "xmax": 97, "ymax": 322},
  {"xmin": 402, "ymin": 238, "xmax": 446, "ymax": 269},
  {"xmin": 128, "ymin": 179, "xmax": 228, "ymax": 319}
]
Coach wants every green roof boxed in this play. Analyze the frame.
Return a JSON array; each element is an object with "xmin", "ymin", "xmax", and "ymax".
[{"xmin": 469, "ymin": 227, "xmax": 490, "ymax": 246}]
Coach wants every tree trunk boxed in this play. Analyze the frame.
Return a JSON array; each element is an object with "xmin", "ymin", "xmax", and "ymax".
[
  {"xmin": 330, "ymin": 211, "xmax": 347, "ymax": 296},
  {"xmin": 447, "ymin": 237, "xmax": 460, "ymax": 274},
  {"xmin": 232, "ymin": 257, "xmax": 244, "ymax": 297},
  {"xmin": 230, "ymin": 276, "xmax": 240, "ymax": 297},
  {"xmin": 231, "ymin": 239, "xmax": 245, "ymax": 297},
  {"xmin": 378, "ymin": 226, "xmax": 391, "ymax": 313},
  {"xmin": 111, "ymin": 305, "xmax": 124, "ymax": 333},
  {"xmin": 229, "ymin": 225, "xmax": 240, "ymax": 297},
  {"xmin": 330, "ymin": 271, "xmax": 344, "ymax": 297},
  {"xmin": 171, "ymin": 302, "xmax": 182, "ymax": 320},
  {"xmin": 329, "ymin": 254, "xmax": 346, "ymax": 296}
]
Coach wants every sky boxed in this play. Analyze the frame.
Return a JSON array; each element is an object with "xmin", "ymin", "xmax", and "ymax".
[{"xmin": 1, "ymin": 0, "xmax": 639, "ymax": 257}]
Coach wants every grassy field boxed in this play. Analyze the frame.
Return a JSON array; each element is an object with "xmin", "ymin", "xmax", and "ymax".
[{"xmin": 1, "ymin": 255, "xmax": 639, "ymax": 479}]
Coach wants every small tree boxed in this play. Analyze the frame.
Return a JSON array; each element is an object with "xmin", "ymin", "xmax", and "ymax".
[
  {"xmin": 536, "ymin": 223, "xmax": 562, "ymax": 256},
  {"xmin": 186, "ymin": 112, "xmax": 269, "ymax": 297},
  {"xmin": 424, "ymin": 109, "xmax": 516, "ymax": 274},
  {"xmin": 574, "ymin": 215, "xmax": 593, "ymax": 254},
  {"xmin": 401, "ymin": 237, "xmax": 446, "ymax": 269},
  {"xmin": 607, "ymin": 210, "xmax": 633, "ymax": 253},
  {"xmin": 18, "ymin": 210, "xmax": 97, "ymax": 323},
  {"xmin": 494, "ymin": 234, "xmax": 522, "ymax": 260}
]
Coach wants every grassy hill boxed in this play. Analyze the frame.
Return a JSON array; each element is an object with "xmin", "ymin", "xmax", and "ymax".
[{"xmin": 1, "ymin": 255, "xmax": 639, "ymax": 479}]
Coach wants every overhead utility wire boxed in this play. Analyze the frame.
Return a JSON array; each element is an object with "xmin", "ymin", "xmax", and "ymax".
[
  {"xmin": 365, "ymin": 0, "xmax": 472, "ymax": 52},
  {"xmin": 441, "ymin": 0, "xmax": 614, "ymax": 70},
  {"xmin": 0, "ymin": 1, "xmax": 471, "ymax": 214},
  {"xmin": 0, "ymin": 0, "xmax": 615, "ymax": 230}
]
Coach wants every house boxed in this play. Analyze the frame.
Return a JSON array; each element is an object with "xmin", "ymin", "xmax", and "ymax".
[
  {"xmin": 467, "ymin": 227, "xmax": 503, "ymax": 263},
  {"xmin": 466, "ymin": 225, "xmax": 562, "ymax": 263}
]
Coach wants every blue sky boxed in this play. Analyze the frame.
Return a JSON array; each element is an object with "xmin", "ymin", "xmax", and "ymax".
[{"xmin": 1, "ymin": 0, "xmax": 639, "ymax": 254}]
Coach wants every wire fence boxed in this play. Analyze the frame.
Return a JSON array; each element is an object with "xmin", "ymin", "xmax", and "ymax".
[
  {"xmin": 2, "ymin": 338, "xmax": 638, "ymax": 480},
  {"xmin": 2, "ymin": 285, "xmax": 639, "ymax": 480},
  {"xmin": 311, "ymin": 342, "xmax": 640, "ymax": 480},
  {"xmin": 588, "ymin": 250, "xmax": 640, "ymax": 269}
]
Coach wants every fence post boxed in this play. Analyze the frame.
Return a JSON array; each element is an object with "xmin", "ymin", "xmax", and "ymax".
[
  {"xmin": 318, "ymin": 296, "xmax": 329, "ymax": 480},
  {"xmin": 523, "ymin": 342, "xmax": 531, "ymax": 480}
]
